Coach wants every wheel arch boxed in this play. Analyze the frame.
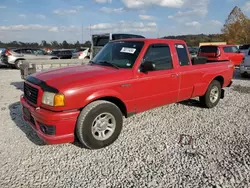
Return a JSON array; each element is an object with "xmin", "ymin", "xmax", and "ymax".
[
  {"xmin": 90, "ymin": 96, "xmax": 127, "ymax": 117},
  {"xmin": 80, "ymin": 91, "xmax": 128, "ymax": 118},
  {"xmin": 213, "ymin": 75, "xmax": 224, "ymax": 87},
  {"xmin": 15, "ymin": 58, "xmax": 25, "ymax": 62}
]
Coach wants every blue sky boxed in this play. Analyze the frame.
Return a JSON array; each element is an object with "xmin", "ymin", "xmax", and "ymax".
[{"xmin": 0, "ymin": 0, "xmax": 249, "ymax": 43}]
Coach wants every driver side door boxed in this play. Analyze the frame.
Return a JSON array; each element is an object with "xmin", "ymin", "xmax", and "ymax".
[{"xmin": 134, "ymin": 43, "xmax": 179, "ymax": 112}]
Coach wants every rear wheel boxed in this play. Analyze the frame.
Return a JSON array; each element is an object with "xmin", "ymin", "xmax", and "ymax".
[
  {"xmin": 76, "ymin": 100, "xmax": 123, "ymax": 149},
  {"xmin": 199, "ymin": 80, "xmax": 221, "ymax": 108}
]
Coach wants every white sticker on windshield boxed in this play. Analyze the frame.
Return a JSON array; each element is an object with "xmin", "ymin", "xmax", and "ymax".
[
  {"xmin": 176, "ymin": 45, "xmax": 184, "ymax": 48},
  {"xmin": 120, "ymin": 47, "xmax": 136, "ymax": 54}
]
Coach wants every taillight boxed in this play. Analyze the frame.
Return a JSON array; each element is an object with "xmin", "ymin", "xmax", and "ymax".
[
  {"xmin": 78, "ymin": 52, "xmax": 82, "ymax": 56},
  {"xmin": 5, "ymin": 50, "xmax": 12, "ymax": 56}
]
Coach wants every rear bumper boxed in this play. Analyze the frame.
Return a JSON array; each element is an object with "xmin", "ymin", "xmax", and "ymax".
[
  {"xmin": 20, "ymin": 95, "xmax": 80, "ymax": 144},
  {"xmin": 240, "ymin": 66, "xmax": 250, "ymax": 74}
]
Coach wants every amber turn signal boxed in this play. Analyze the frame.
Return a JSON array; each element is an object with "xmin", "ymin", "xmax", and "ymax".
[{"xmin": 54, "ymin": 94, "xmax": 65, "ymax": 107}]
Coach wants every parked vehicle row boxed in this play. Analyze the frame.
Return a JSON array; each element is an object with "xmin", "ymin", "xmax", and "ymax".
[
  {"xmin": 188, "ymin": 47, "xmax": 199, "ymax": 58},
  {"xmin": 50, "ymin": 49, "xmax": 74, "ymax": 59},
  {"xmin": 198, "ymin": 44, "xmax": 244, "ymax": 67},
  {"xmin": 20, "ymin": 38, "xmax": 234, "ymax": 149},
  {"xmin": 72, "ymin": 48, "xmax": 90, "ymax": 59},
  {"xmin": 1, "ymin": 48, "xmax": 58, "ymax": 69},
  {"xmin": 90, "ymin": 33, "xmax": 145, "ymax": 59},
  {"xmin": 0, "ymin": 49, "xmax": 7, "ymax": 66},
  {"xmin": 0, "ymin": 47, "xmax": 92, "ymax": 69},
  {"xmin": 240, "ymin": 48, "xmax": 250, "ymax": 77}
]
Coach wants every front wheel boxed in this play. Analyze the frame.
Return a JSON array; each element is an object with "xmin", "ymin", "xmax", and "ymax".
[
  {"xmin": 199, "ymin": 80, "xmax": 221, "ymax": 108},
  {"xmin": 76, "ymin": 100, "xmax": 123, "ymax": 149}
]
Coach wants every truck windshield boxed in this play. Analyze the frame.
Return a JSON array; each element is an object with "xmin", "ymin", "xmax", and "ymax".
[{"xmin": 91, "ymin": 41, "xmax": 144, "ymax": 68}]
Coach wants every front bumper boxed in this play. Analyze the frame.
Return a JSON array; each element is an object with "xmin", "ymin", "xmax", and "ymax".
[{"xmin": 20, "ymin": 95, "xmax": 80, "ymax": 144}]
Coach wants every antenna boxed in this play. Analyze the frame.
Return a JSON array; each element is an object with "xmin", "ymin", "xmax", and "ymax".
[
  {"xmin": 89, "ymin": 24, "xmax": 91, "ymax": 36},
  {"xmin": 81, "ymin": 23, "xmax": 83, "ymax": 45}
]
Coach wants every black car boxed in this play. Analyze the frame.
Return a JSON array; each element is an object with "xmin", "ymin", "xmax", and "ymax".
[{"xmin": 51, "ymin": 49, "xmax": 73, "ymax": 59}]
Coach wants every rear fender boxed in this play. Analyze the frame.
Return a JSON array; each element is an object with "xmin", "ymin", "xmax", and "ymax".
[{"xmin": 192, "ymin": 74, "xmax": 225, "ymax": 97}]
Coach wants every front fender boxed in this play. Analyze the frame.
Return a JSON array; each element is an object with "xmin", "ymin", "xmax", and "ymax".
[{"xmin": 84, "ymin": 89, "xmax": 125, "ymax": 105}]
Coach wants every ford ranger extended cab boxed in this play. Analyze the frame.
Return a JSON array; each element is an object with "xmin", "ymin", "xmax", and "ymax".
[
  {"xmin": 20, "ymin": 39, "xmax": 234, "ymax": 149},
  {"xmin": 198, "ymin": 45, "xmax": 244, "ymax": 67}
]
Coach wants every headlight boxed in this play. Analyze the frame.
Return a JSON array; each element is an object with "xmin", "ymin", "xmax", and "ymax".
[{"xmin": 42, "ymin": 92, "xmax": 65, "ymax": 106}]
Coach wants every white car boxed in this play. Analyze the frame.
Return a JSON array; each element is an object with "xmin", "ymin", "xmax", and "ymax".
[
  {"xmin": 4, "ymin": 48, "xmax": 58, "ymax": 69},
  {"xmin": 240, "ymin": 49, "xmax": 250, "ymax": 77},
  {"xmin": 72, "ymin": 48, "xmax": 90, "ymax": 59}
]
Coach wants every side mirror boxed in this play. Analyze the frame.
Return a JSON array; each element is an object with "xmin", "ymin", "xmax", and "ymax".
[{"xmin": 140, "ymin": 60, "xmax": 155, "ymax": 73}]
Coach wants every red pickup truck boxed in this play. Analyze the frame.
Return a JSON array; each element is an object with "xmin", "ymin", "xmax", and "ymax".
[
  {"xmin": 20, "ymin": 39, "xmax": 234, "ymax": 149},
  {"xmin": 198, "ymin": 45, "xmax": 244, "ymax": 66}
]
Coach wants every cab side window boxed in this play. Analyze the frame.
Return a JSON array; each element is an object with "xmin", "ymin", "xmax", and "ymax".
[
  {"xmin": 143, "ymin": 44, "xmax": 173, "ymax": 71},
  {"xmin": 175, "ymin": 44, "xmax": 190, "ymax": 66}
]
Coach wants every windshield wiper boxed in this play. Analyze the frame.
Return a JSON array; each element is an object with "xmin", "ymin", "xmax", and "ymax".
[{"xmin": 98, "ymin": 61, "xmax": 119, "ymax": 69}]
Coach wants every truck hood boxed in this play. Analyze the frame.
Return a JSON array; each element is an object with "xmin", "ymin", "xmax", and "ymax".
[{"xmin": 32, "ymin": 64, "xmax": 133, "ymax": 90}]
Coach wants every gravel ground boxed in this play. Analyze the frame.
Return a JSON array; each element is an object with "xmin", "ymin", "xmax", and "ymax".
[{"xmin": 0, "ymin": 68, "xmax": 249, "ymax": 188}]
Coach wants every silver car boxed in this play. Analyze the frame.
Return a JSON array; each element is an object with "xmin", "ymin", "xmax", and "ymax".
[
  {"xmin": 4, "ymin": 48, "xmax": 58, "ymax": 69},
  {"xmin": 240, "ymin": 48, "xmax": 250, "ymax": 78}
]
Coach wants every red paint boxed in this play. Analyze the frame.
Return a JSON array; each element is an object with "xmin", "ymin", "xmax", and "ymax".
[
  {"xmin": 198, "ymin": 44, "xmax": 244, "ymax": 66},
  {"xmin": 20, "ymin": 39, "xmax": 234, "ymax": 144}
]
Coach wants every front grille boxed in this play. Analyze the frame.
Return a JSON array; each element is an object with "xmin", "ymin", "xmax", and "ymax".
[{"xmin": 24, "ymin": 82, "xmax": 39, "ymax": 105}]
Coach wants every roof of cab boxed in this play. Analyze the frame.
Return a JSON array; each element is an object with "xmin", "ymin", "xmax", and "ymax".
[
  {"xmin": 112, "ymin": 38, "xmax": 186, "ymax": 44},
  {"xmin": 201, "ymin": 44, "xmax": 237, "ymax": 47}
]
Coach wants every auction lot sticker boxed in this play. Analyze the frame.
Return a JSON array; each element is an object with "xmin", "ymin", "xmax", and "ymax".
[{"xmin": 120, "ymin": 47, "xmax": 136, "ymax": 54}]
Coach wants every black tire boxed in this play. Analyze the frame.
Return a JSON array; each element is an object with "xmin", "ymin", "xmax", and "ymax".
[
  {"xmin": 10, "ymin": 64, "xmax": 16, "ymax": 69},
  {"xmin": 76, "ymin": 100, "xmax": 123, "ymax": 149},
  {"xmin": 241, "ymin": 73, "xmax": 248, "ymax": 78},
  {"xmin": 14, "ymin": 60, "xmax": 22, "ymax": 69},
  {"xmin": 199, "ymin": 80, "xmax": 221, "ymax": 108}
]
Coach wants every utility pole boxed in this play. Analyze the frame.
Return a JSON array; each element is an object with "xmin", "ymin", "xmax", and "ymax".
[{"xmin": 89, "ymin": 24, "xmax": 92, "ymax": 37}]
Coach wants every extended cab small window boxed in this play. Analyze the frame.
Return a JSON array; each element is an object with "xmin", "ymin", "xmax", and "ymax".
[
  {"xmin": 223, "ymin": 46, "xmax": 238, "ymax": 53},
  {"xmin": 175, "ymin": 44, "xmax": 190, "ymax": 66},
  {"xmin": 143, "ymin": 44, "xmax": 173, "ymax": 70}
]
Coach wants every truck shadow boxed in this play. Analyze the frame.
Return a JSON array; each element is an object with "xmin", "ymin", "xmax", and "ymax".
[
  {"xmin": 9, "ymin": 101, "xmax": 45, "ymax": 146},
  {"xmin": 177, "ymin": 99, "xmax": 203, "ymax": 108},
  {"xmin": 10, "ymin": 81, "xmax": 24, "ymax": 91}
]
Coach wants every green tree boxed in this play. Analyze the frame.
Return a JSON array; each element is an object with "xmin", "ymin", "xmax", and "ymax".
[
  {"xmin": 222, "ymin": 6, "xmax": 250, "ymax": 44},
  {"xmin": 62, "ymin": 40, "xmax": 69, "ymax": 49}
]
